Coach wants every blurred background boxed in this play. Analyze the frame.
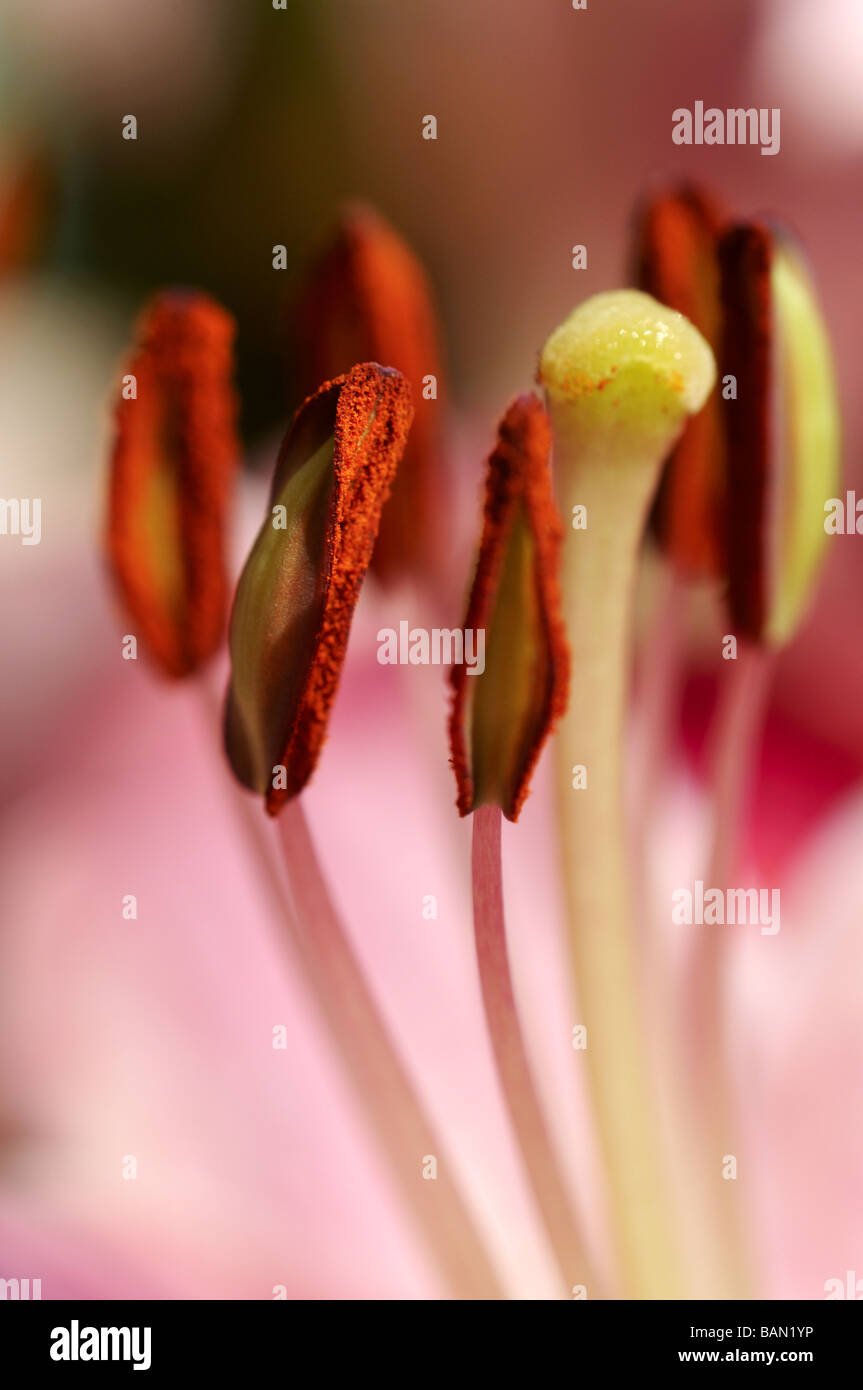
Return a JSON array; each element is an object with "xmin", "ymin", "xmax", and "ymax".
[{"xmin": 0, "ymin": 0, "xmax": 861, "ymax": 1299}]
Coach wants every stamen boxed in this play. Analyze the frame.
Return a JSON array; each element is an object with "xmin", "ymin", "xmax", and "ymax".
[
  {"xmin": 684, "ymin": 223, "xmax": 840, "ymax": 1295},
  {"xmin": 225, "ymin": 362, "xmax": 413, "ymax": 812},
  {"xmin": 106, "ymin": 290, "xmax": 239, "ymax": 677},
  {"xmin": 449, "ymin": 394, "xmax": 568, "ymax": 822},
  {"xmin": 449, "ymin": 396, "xmax": 592, "ymax": 1294},
  {"xmin": 720, "ymin": 222, "xmax": 841, "ymax": 645},
  {"xmin": 297, "ymin": 204, "xmax": 445, "ymax": 586}
]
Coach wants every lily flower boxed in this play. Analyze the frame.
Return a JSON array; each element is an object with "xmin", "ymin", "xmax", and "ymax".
[{"xmin": 2, "ymin": 185, "xmax": 859, "ymax": 1306}]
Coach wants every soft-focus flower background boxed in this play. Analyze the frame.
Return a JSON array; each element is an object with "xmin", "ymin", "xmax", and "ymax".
[{"xmin": 0, "ymin": 0, "xmax": 861, "ymax": 1298}]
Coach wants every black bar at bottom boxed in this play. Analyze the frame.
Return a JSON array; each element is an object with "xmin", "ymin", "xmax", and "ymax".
[{"xmin": 2, "ymin": 1299, "xmax": 860, "ymax": 1376}]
